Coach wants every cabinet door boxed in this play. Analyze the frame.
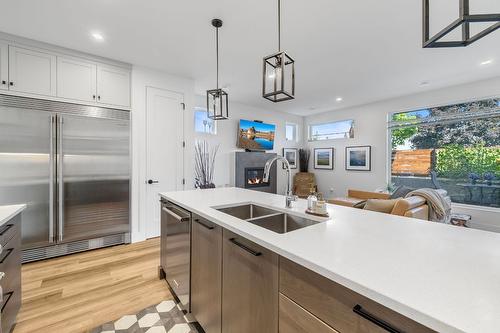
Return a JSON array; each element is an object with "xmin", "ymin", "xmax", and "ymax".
[
  {"xmin": 0, "ymin": 41, "xmax": 8, "ymax": 90},
  {"xmin": 222, "ymin": 229, "xmax": 278, "ymax": 333},
  {"xmin": 96, "ymin": 64, "xmax": 130, "ymax": 108},
  {"xmin": 191, "ymin": 215, "xmax": 222, "ymax": 333},
  {"xmin": 8, "ymin": 46, "xmax": 56, "ymax": 96},
  {"xmin": 57, "ymin": 57, "xmax": 97, "ymax": 102}
]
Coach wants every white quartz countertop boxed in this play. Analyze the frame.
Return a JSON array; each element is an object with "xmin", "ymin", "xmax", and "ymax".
[
  {"xmin": 0, "ymin": 204, "xmax": 26, "ymax": 227},
  {"xmin": 160, "ymin": 188, "xmax": 500, "ymax": 333}
]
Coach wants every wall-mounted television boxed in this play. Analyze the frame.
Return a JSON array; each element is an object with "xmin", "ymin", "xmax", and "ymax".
[{"xmin": 237, "ymin": 119, "xmax": 276, "ymax": 151}]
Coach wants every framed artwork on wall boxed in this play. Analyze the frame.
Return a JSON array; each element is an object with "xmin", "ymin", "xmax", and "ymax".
[
  {"xmin": 314, "ymin": 148, "xmax": 334, "ymax": 170},
  {"xmin": 283, "ymin": 148, "xmax": 298, "ymax": 169},
  {"xmin": 345, "ymin": 146, "xmax": 371, "ymax": 171}
]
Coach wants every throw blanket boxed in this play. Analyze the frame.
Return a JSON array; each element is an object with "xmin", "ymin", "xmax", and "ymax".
[{"xmin": 405, "ymin": 188, "xmax": 451, "ymax": 223}]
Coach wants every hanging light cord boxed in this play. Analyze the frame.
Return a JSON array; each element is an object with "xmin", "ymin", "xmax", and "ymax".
[
  {"xmin": 278, "ymin": 0, "xmax": 281, "ymax": 51},
  {"xmin": 216, "ymin": 25, "xmax": 219, "ymax": 90}
]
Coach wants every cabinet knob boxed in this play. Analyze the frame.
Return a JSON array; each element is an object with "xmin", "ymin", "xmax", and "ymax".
[
  {"xmin": 97, "ymin": 95, "xmax": 101, "ymax": 100},
  {"xmin": 93, "ymin": 95, "xmax": 96, "ymax": 100},
  {"xmin": 9, "ymin": 82, "xmax": 14, "ymax": 86},
  {"xmin": 1, "ymin": 80, "xmax": 5, "ymax": 85}
]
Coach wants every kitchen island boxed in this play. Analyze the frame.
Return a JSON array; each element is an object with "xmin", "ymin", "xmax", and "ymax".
[{"xmin": 159, "ymin": 188, "xmax": 500, "ymax": 333}]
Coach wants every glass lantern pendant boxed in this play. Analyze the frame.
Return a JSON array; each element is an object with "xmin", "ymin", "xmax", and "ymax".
[
  {"xmin": 263, "ymin": 0, "xmax": 295, "ymax": 102},
  {"xmin": 207, "ymin": 19, "xmax": 229, "ymax": 120}
]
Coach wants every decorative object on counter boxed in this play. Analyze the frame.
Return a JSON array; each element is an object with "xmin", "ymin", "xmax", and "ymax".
[
  {"xmin": 298, "ymin": 148, "xmax": 310, "ymax": 172},
  {"xmin": 207, "ymin": 19, "xmax": 229, "ymax": 120},
  {"xmin": 422, "ymin": 0, "xmax": 500, "ymax": 48},
  {"xmin": 314, "ymin": 148, "xmax": 334, "ymax": 170},
  {"xmin": 262, "ymin": 0, "xmax": 295, "ymax": 102},
  {"xmin": 194, "ymin": 140, "xmax": 219, "ymax": 189},
  {"xmin": 450, "ymin": 213, "xmax": 471, "ymax": 227},
  {"xmin": 483, "ymin": 172, "xmax": 496, "ymax": 186},
  {"xmin": 282, "ymin": 148, "xmax": 297, "ymax": 169},
  {"xmin": 293, "ymin": 172, "xmax": 317, "ymax": 198},
  {"xmin": 345, "ymin": 145, "xmax": 371, "ymax": 171},
  {"xmin": 468, "ymin": 172, "xmax": 480, "ymax": 185},
  {"xmin": 307, "ymin": 188, "xmax": 317, "ymax": 211}
]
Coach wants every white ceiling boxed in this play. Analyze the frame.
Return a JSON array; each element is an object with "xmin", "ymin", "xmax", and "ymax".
[{"xmin": 0, "ymin": 0, "xmax": 499, "ymax": 115}]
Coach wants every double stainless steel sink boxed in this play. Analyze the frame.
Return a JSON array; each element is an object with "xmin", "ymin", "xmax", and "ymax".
[{"xmin": 215, "ymin": 203, "xmax": 323, "ymax": 234}]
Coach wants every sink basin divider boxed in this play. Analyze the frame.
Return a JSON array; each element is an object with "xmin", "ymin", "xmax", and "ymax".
[{"xmin": 245, "ymin": 212, "xmax": 285, "ymax": 222}]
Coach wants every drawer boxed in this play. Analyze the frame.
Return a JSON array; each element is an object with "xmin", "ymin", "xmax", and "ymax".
[
  {"xmin": 279, "ymin": 293, "xmax": 339, "ymax": 333},
  {"xmin": 279, "ymin": 258, "xmax": 435, "ymax": 333},
  {"xmin": 1, "ymin": 288, "xmax": 22, "ymax": 333},
  {"xmin": 0, "ymin": 215, "xmax": 20, "ymax": 247},
  {"xmin": 0, "ymin": 232, "xmax": 22, "ymax": 297}
]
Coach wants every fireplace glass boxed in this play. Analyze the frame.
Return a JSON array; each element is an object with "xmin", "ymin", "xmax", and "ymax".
[{"xmin": 245, "ymin": 167, "xmax": 269, "ymax": 188}]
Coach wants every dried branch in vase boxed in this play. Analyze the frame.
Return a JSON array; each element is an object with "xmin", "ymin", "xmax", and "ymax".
[{"xmin": 194, "ymin": 140, "xmax": 219, "ymax": 189}]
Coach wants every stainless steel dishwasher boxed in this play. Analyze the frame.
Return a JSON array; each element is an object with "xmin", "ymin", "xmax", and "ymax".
[{"xmin": 160, "ymin": 200, "xmax": 192, "ymax": 311}]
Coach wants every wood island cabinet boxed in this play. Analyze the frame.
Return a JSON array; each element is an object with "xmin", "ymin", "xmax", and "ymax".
[
  {"xmin": 222, "ymin": 229, "xmax": 278, "ymax": 333},
  {"xmin": 191, "ymin": 215, "xmax": 222, "ymax": 333}
]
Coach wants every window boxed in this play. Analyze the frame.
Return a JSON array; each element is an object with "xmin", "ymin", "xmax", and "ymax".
[
  {"xmin": 194, "ymin": 107, "xmax": 216, "ymax": 135},
  {"xmin": 285, "ymin": 123, "xmax": 298, "ymax": 141},
  {"xmin": 389, "ymin": 98, "xmax": 500, "ymax": 208},
  {"xmin": 308, "ymin": 120, "xmax": 354, "ymax": 141}
]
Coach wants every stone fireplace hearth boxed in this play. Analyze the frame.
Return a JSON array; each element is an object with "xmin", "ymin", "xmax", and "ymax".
[{"xmin": 235, "ymin": 152, "xmax": 277, "ymax": 193}]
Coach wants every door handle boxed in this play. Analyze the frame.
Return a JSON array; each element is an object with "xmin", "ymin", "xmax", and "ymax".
[
  {"xmin": 353, "ymin": 305, "xmax": 401, "ymax": 333},
  {"xmin": 147, "ymin": 179, "xmax": 159, "ymax": 184},
  {"xmin": 58, "ymin": 116, "xmax": 64, "ymax": 242}
]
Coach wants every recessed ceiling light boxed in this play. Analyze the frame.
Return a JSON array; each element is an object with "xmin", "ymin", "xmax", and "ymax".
[
  {"xmin": 419, "ymin": 81, "xmax": 430, "ymax": 86},
  {"xmin": 480, "ymin": 59, "xmax": 493, "ymax": 66},
  {"xmin": 91, "ymin": 32, "xmax": 104, "ymax": 41},
  {"xmin": 336, "ymin": 97, "xmax": 343, "ymax": 102}
]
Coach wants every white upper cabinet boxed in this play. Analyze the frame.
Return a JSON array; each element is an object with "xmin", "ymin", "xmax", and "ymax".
[
  {"xmin": 0, "ymin": 42, "xmax": 8, "ymax": 90},
  {"xmin": 8, "ymin": 46, "xmax": 57, "ymax": 96},
  {"xmin": 57, "ymin": 57, "xmax": 97, "ymax": 103},
  {"xmin": 97, "ymin": 65, "xmax": 130, "ymax": 108}
]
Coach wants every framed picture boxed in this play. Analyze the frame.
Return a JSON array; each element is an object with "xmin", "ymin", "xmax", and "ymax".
[
  {"xmin": 282, "ymin": 148, "xmax": 298, "ymax": 169},
  {"xmin": 314, "ymin": 148, "xmax": 334, "ymax": 170},
  {"xmin": 345, "ymin": 146, "xmax": 371, "ymax": 171}
]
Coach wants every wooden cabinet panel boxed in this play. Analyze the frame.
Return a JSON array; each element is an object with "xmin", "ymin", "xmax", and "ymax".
[
  {"xmin": 97, "ymin": 64, "xmax": 130, "ymax": 107},
  {"xmin": 0, "ymin": 41, "xmax": 8, "ymax": 90},
  {"xmin": 57, "ymin": 57, "xmax": 97, "ymax": 102},
  {"xmin": 8, "ymin": 46, "xmax": 56, "ymax": 96},
  {"xmin": 279, "ymin": 258, "xmax": 434, "ymax": 333},
  {"xmin": 279, "ymin": 293, "xmax": 339, "ymax": 333},
  {"xmin": 222, "ymin": 229, "xmax": 278, "ymax": 333},
  {"xmin": 191, "ymin": 215, "xmax": 222, "ymax": 333}
]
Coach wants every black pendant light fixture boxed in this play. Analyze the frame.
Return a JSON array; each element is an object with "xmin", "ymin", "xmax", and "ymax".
[
  {"xmin": 207, "ymin": 19, "xmax": 229, "ymax": 120},
  {"xmin": 262, "ymin": 0, "xmax": 295, "ymax": 103},
  {"xmin": 423, "ymin": 0, "xmax": 500, "ymax": 48}
]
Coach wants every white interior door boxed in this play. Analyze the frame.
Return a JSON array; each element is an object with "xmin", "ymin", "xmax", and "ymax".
[{"xmin": 145, "ymin": 87, "xmax": 184, "ymax": 238}]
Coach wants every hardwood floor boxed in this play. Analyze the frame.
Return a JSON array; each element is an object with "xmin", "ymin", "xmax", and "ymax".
[{"xmin": 13, "ymin": 238, "xmax": 172, "ymax": 333}]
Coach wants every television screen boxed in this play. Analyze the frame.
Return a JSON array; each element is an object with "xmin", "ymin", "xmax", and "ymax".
[{"xmin": 238, "ymin": 119, "xmax": 276, "ymax": 150}]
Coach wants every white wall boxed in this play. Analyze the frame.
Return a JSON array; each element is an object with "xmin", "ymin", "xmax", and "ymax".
[
  {"xmin": 304, "ymin": 76, "xmax": 500, "ymax": 232},
  {"xmin": 190, "ymin": 95, "xmax": 304, "ymax": 194},
  {"xmin": 130, "ymin": 66, "xmax": 194, "ymax": 242}
]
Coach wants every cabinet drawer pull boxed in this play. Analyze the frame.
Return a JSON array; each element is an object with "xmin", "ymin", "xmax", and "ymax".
[
  {"xmin": 229, "ymin": 238, "xmax": 261, "ymax": 257},
  {"xmin": 0, "ymin": 224, "xmax": 13, "ymax": 236},
  {"xmin": 0, "ymin": 248, "xmax": 13, "ymax": 264},
  {"xmin": 353, "ymin": 305, "xmax": 401, "ymax": 333},
  {"xmin": 1, "ymin": 291, "xmax": 13, "ymax": 312},
  {"xmin": 194, "ymin": 219, "xmax": 214, "ymax": 230}
]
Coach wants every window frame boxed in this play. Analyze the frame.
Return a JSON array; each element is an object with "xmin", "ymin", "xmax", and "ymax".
[
  {"xmin": 307, "ymin": 119, "xmax": 354, "ymax": 142},
  {"xmin": 194, "ymin": 106, "xmax": 217, "ymax": 135},
  {"xmin": 285, "ymin": 122, "xmax": 298, "ymax": 142},
  {"xmin": 386, "ymin": 95, "xmax": 500, "ymax": 212}
]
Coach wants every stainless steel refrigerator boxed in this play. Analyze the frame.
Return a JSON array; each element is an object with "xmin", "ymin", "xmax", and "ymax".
[{"xmin": 0, "ymin": 95, "xmax": 130, "ymax": 262}]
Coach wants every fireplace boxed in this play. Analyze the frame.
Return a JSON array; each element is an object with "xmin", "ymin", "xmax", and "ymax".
[
  {"xmin": 235, "ymin": 152, "xmax": 277, "ymax": 193},
  {"xmin": 245, "ymin": 167, "xmax": 268, "ymax": 188}
]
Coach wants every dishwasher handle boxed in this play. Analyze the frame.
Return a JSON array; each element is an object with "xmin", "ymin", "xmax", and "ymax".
[{"xmin": 162, "ymin": 206, "xmax": 190, "ymax": 222}]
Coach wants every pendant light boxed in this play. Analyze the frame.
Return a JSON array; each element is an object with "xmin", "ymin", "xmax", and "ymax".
[
  {"xmin": 262, "ymin": 0, "xmax": 295, "ymax": 102},
  {"xmin": 207, "ymin": 19, "xmax": 229, "ymax": 120},
  {"xmin": 423, "ymin": 0, "xmax": 500, "ymax": 48}
]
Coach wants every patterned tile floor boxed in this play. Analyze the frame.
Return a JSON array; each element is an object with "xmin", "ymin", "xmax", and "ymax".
[{"xmin": 91, "ymin": 300, "xmax": 200, "ymax": 333}]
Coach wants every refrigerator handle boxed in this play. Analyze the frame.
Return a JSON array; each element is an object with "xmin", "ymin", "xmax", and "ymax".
[
  {"xmin": 57, "ymin": 116, "xmax": 64, "ymax": 242},
  {"xmin": 49, "ymin": 115, "xmax": 55, "ymax": 243}
]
